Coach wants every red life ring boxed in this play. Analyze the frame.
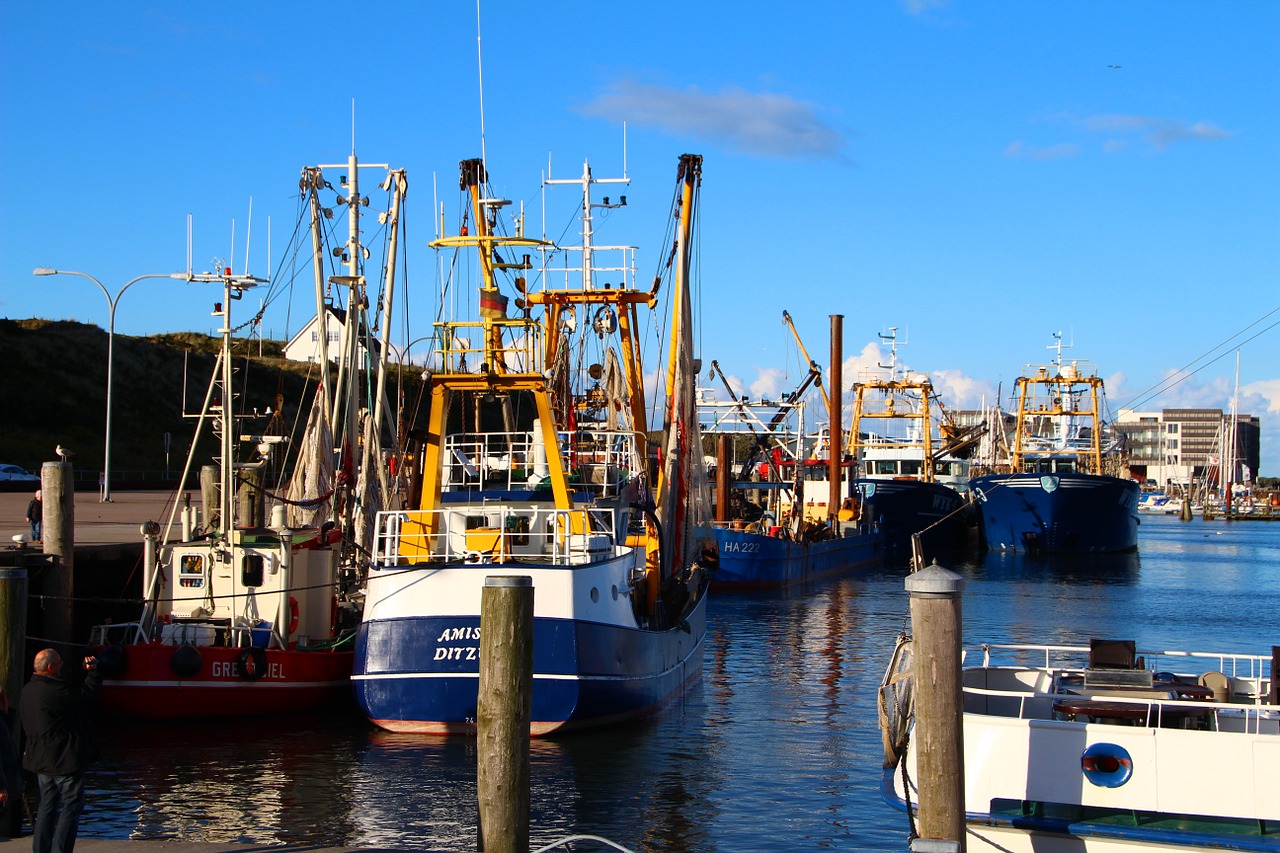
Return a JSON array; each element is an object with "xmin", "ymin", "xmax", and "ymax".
[{"xmin": 288, "ymin": 597, "xmax": 299, "ymax": 635}]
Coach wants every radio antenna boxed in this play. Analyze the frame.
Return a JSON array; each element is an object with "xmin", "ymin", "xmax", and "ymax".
[
  {"xmin": 476, "ymin": 0, "xmax": 487, "ymax": 168},
  {"xmin": 243, "ymin": 197, "xmax": 253, "ymax": 276}
]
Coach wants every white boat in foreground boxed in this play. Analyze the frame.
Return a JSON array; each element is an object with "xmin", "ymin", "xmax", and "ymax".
[{"xmin": 883, "ymin": 640, "xmax": 1279, "ymax": 851}]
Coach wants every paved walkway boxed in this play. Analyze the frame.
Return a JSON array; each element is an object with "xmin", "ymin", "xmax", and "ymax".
[{"xmin": 1, "ymin": 489, "xmax": 190, "ymax": 550}]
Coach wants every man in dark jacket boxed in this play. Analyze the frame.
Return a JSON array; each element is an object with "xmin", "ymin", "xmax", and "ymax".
[{"xmin": 18, "ymin": 649, "xmax": 99, "ymax": 853}]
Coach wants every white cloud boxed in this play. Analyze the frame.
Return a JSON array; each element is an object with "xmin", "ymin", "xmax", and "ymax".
[
  {"xmin": 1009, "ymin": 113, "xmax": 1232, "ymax": 161},
  {"xmin": 1080, "ymin": 114, "xmax": 1233, "ymax": 150},
  {"xmin": 1004, "ymin": 140, "xmax": 1081, "ymax": 161},
  {"xmin": 1241, "ymin": 379, "xmax": 1280, "ymax": 414},
  {"xmin": 748, "ymin": 367, "xmax": 790, "ymax": 400},
  {"xmin": 900, "ymin": 0, "xmax": 948, "ymax": 14},
  {"xmin": 579, "ymin": 81, "xmax": 848, "ymax": 161}
]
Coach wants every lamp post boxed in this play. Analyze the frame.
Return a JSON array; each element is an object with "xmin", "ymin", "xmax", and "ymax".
[{"xmin": 33, "ymin": 268, "xmax": 188, "ymax": 501}]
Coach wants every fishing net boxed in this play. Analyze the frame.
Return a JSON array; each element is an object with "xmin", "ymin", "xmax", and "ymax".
[{"xmin": 878, "ymin": 631, "xmax": 915, "ymax": 769}]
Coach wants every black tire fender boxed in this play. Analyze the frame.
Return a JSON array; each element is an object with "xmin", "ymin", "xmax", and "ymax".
[{"xmin": 238, "ymin": 646, "xmax": 268, "ymax": 681}]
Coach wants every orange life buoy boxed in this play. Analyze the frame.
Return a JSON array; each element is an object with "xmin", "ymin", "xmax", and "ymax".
[{"xmin": 288, "ymin": 597, "xmax": 299, "ymax": 635}]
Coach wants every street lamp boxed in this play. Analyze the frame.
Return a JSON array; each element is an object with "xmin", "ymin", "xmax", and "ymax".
[{"xmin": 33, "ymin": 268, "xmax": 189, "ymax": 501}]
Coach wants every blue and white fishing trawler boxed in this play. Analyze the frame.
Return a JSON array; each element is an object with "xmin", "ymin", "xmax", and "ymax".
[
  {"xmin": 352, "ymin": 154, "xmax": 715, "ymax": 734},
  {"xmin": 969, "ymin": 334, "xmax": 1140, "ymax": 554},
  {"xmin": 847, "ymin": 329, "xmax": 979, "ymax": 564}
]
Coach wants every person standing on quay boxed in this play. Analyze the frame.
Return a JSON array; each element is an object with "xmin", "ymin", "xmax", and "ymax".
[
  {"xmin": 26, "ymin": 490, "xmax": 42, "ymax": 542},
  {"xmin": 18, "ymin": 649, "xmax": 100, "ymax": 853}
]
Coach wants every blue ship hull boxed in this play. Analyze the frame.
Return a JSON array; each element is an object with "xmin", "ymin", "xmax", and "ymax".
[
  {"xmin": 712, "ymin": 526, "xmax": 883, "ymax": 589},
  {"xmin": 855, "ymin": 478, "xmax": 975, "ymax": 560},
  {"xmin": 351, "ymin": 594, "xmax": 706, "ymax": 735},
  {"xmin": 970, "ymin": 472, "xmax": 1140, "ymax": 554}
]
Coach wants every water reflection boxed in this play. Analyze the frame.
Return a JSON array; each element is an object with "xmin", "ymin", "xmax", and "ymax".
[
  {"xmin": 965, "ymin": 548, "xmax": 1141, "ymax": 585},
  {"xmin": 94, "ymin": 711, "xmax": 367, "ymax": 843},
  {"xmin": 76, "ymin": 518, "xmax": 1278, "ymax": 852}
]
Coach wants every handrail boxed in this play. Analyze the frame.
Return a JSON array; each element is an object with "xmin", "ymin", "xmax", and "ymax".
[
  {"xmin": 965, "ymin": 642, "xmax": 1272, "ymax": 680},
  {"xmin": 962, "ymin": 683, "xmax": 1280, "ymax": 731}
]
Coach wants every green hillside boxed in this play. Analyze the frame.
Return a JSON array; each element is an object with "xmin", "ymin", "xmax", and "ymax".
[{"xmin": 0, "ymin": 318, "xmax": 427, "ymax": 488}]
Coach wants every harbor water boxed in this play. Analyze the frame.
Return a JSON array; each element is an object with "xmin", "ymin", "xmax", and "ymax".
[{"xmin": 79, "ymin": 514, "xmax": 1280, "ymax": 851}]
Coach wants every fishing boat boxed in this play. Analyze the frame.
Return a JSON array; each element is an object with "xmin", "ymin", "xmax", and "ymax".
[
  {"xmin": 882, "ymin": 639, "xmax": 1280, "ymax": 851},
  {"xmin": 87, "ymin": 153, "xmax": 408, "ymax": 717},
  {"xmin": 352, "ymin": 154, "xmax": 715, "ymax": 735},
  {"xmin": 700, "ymin": 348, "xmax": 882, "ymax": 589},
  {"xmin": 847, "ymin": 329, "xmax": 979, "ymax": 563},
  {"xmin": 969, "ymin": 334, "xmax": 1140, "ymax": 553}
]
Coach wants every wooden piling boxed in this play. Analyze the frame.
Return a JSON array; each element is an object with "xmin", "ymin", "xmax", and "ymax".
[
  {"xmin": 201, "ymin": 464, "xmax": 220, "ymax": 532},
  {"xmin": 716, "ymin": 434, "xmax": 730, "ymax": 523},
  {"xmin": 828, "ymin": 314, "xmax": 843, "ymax": 522},
  {"xmin": 905, "ymin": 563, "xmax": 966, "ymax": 851},
  {"xmin": 0, "ymin": 563, "xmax": 28, "ymax": 709},
  {"xmin": 41, "ymin": 461, "xmax": 75, "ymax": 647},
  {"xmin": 238, "ymin": 466, "xmax": 264, "ymax": 528},
  {"xmin": 477, "ymin": 575, "xmax": 533, "ymax": 853}
]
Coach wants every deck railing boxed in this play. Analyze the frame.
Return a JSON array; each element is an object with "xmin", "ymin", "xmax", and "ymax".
[{"xmin": 373, "ymin": 505, "xmax": 620, "ymax": 567}]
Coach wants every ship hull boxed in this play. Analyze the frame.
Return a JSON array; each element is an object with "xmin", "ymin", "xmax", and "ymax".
[
  {"xmin": 855, "ymin": 478, "xmax": 975, "ymax": 560},
  {"xmin": 970, "ymin": 472, "xmax": 1140, "ymax": 553},
  {"xmin": 95, "ymin": 643, "xmax": 354, "ymax": 718},
  {"xmin": 352, "ymin": 555, "xmax": 706, "ymax": 735},
  {"xmin": 712, "ymin": 525, "xmax": 883, "ymax": 589}
]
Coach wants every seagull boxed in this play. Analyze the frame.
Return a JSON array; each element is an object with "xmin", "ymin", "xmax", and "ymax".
[
  {"xmin": 56, "ymin": 444, "xmax": 75, "ymax": 460},
  {"xmin": 1108, "ymin": 65, "xmax": 1121, "ymax": 70}
]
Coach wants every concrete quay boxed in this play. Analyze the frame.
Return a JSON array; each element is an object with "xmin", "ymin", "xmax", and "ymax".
[{"xmin": 1, "ymin": 489, "xmax": 185, "ymax": 553}]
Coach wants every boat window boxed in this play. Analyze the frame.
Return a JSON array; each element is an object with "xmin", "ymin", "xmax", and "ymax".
[
  {"xmin": 178, "ymin": 554, "xmax": 205, "ymax": 589},
  {"xmin": 901, "ymin": 461, "xmax": 922, "ymax": 476},
  {"xmin": 241, "ymin": 554, "xmax": 265, "ymax": 587},
  {"xmin": 875, "ymin": 462, "xmax": 898, "ymax": 476}
]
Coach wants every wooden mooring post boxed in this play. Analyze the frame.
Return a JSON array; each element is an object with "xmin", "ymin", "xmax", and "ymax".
[
  {"xmin": 477, "ymin": 575, "xmax": 533, "ymax": 853},
  {"xmin": 41, "ymin": 461, "xmax": 75, "ymax": 647},
  {"xmin": 0, "ymin": 561, "xmax": 28, "ymax": 707},
  {"xmin": 905, "ymin": 563, "xmax": 966, "ymax": 852}
]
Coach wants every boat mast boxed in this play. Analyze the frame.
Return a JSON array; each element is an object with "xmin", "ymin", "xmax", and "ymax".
[
  {"xmin": 848, "ymin": 328, "xmax": 937, "ymax": 481},
  {"xmin": 372, "ymin": 169, "xmax": 408, "ymax": 465},
  {"xmin": 657, "ymin": 153, "xmax": 707, "ymax": 574},
  {"xmin": 301, "ymin": 168, "xmax": 332, "ymax": 422}
]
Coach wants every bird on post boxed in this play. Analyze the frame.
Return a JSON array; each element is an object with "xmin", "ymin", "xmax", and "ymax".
[{"xmin": 56, "ymin": 444, "xmax": 75, "ymax": 460}]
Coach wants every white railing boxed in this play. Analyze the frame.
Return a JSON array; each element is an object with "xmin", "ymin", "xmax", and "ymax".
[
  {"xmin": 373, "ymin": 505, "xmax": 619, "ymax": 567},
  {"xmin": 442, "ymin": 428, "xmax": 639, "ymax": 497},
  {"xmin": 962, "ymin": 681, "xmax": 1280, "ymax": 733},
  {"xmin": 965, "ymin": 642, "xmax": 1273, "ymax": 683},
  {"xmin": 960, "ymin": 642, "xmax": 1277, "ymax": 732}
]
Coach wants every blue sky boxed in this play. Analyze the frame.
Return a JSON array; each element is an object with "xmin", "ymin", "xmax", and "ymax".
[{"xmin": 3, "ymin": 2, "xmax": 1278, "ymax": 474}]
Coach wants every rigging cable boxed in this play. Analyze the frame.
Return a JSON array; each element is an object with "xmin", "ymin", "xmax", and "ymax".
[{"xmin": 1117, "ymin": 305, "xmax": 1280, "ymax": 413}]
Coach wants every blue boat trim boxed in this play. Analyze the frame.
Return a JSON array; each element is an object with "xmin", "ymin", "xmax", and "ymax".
[{"xmin": 882, "ymin": 768, "xmax": 1280, "ymax": 851}]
